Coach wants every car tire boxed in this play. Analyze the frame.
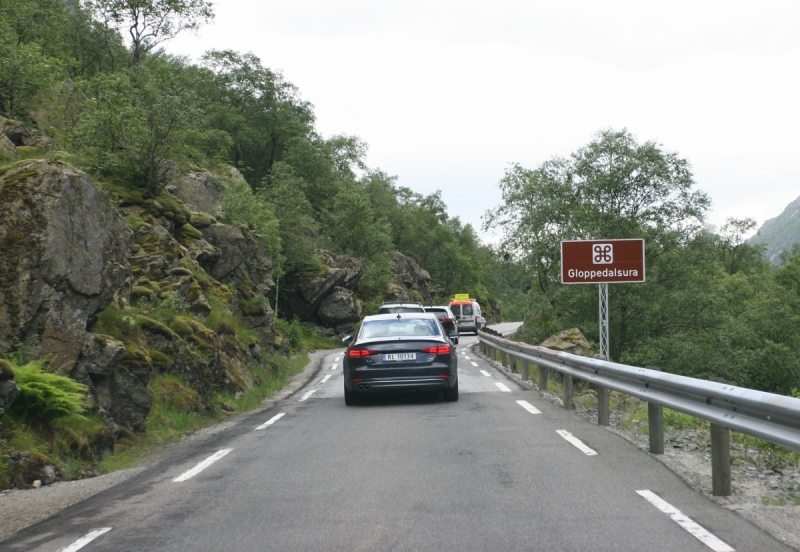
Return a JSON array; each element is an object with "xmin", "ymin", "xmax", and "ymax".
[
  {"xmin": 344, "ymin": 385, "xmax": 357, "ymax": 406},
  {"xmin": 443, "ymin": 382, "xmax": 459, "ymax": 402}
]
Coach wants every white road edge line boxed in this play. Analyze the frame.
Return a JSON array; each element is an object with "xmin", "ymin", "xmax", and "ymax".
[
  {"xmin": 321, "ymin": 374, "xmax": 332, "ymax": 384},
  {"xmin": 556, "ymin": 430, "xmax": 598, "ymax": 456},
  {"xmin": 471, "ymin": 362, "xmax": 479, "ymax": 367},
  {"xmin": 495, "ymin": 382, "xmax": 511, "ymax": 392},
  {"xmin": 299, "ymin": 389, "xmax": 316, "ymax": 401},
  {"xmin": 255, "ymin": 412, "xmax": 286, "ymax": 430},
  {"xmin": 516, "ymin": 400, "xmax": 541, "ymax": 414},
  {"xmin": 57, "ymin": 527, "xmax": 112, "ymax": 552},
  {"xmin": 480, "ymin": 370, "xmax": 491, "ymax": 377},
  {"xmin": 173, "ymin": 449, "xmax": 233, "ymax": 482},
  {"xmin": 636, "ymin": 490, "xmax": 735, "ymax": 551}
]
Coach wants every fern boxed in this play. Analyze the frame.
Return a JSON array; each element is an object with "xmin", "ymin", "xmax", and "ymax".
[{"xmin": 10, "ymin": 361, "xmax": 88, "ymax": 422}]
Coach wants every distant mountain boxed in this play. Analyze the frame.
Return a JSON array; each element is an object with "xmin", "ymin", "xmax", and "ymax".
[{"xmin": 748, "ymin": 195, "xmax": 800, "ymax": 264}]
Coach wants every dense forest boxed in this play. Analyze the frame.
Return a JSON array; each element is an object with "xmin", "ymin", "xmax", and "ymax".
[
  {"xmin": 0, "ymin": 0, "xmax": 498, "ymax": 315},
  {"xmin": 487, "ymin": 129, "xmax": 800, "ymax": 396},
  {"xmin": 1, "ymin": 0, "xmax": 798, "ymax": 455}
]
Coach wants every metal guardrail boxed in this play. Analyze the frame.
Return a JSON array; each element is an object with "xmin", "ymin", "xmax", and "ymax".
[{"xmin": 477, "ymin": 328, "xmax": 800, "ymax": 496}]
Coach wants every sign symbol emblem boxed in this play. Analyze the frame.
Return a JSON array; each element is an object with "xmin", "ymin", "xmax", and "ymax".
[{"xmin": 593, "ymin": 244, "xmax": 613, "ymax": 264}]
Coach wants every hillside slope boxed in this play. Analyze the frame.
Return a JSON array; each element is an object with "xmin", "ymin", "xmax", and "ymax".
[{"xmin": 748, "ymin": 194, "xmax": 800, "ymax": 264}]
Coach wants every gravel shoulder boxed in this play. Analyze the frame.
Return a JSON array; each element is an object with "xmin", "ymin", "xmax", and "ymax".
[
  {"xmin": 479, "ymin": 346, "xmax": 800, "ymax": 551},
  {"xmin": 0, "ymin": 348, "xmax": 336, "ymax": 543}
]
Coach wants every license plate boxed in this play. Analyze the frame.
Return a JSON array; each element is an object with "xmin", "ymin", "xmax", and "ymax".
[{"xmin": 382, "ymin": 353, "xmax": 416, "ymax": 361}]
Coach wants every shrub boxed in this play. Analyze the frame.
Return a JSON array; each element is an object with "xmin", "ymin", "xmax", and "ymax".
[{"xmin": 10, "ymin": 361, "xmax": 87, "ymax": 422}]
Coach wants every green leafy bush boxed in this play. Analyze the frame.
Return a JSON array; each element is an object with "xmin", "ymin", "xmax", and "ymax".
[{"xmin": 10, "ymin": 361, "xmax": 87, "ymax": 422}]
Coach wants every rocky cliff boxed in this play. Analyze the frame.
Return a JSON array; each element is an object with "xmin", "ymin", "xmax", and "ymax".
[{"xmin": 0, "ymin": 159, "xmax": 277, "ymax": 433}]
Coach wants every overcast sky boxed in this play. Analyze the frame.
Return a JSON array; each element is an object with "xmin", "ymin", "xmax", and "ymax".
[{"xmin": 167, "ymin": 0, "xmax": 800, "ymax": 240}]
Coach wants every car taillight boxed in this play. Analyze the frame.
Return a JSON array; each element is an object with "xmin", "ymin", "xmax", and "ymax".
[
  {"xmin": 348, "ymin": 349, "xmax": 378, "ymax": 358},
  {"xmin": 420, "ymin": 345, "xmax": 451, "ymax": 355},
  {"xmin": 443, "ymin": 317, "xmax": 452, "ymax": 323}
]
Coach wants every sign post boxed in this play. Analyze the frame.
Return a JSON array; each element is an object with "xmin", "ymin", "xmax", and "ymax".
[{"xmin": 561, "ymin": 239, "xmax": 645, "ymax": 425}]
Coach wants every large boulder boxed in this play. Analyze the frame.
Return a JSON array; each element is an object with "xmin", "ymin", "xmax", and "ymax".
[
  {"xmin": 201, "ymin": 223, "xmax": 274, "ymax": 293},
  {"xmin": 71, "ymin": 333, "xmax": 152, "ymax": 433},
  {"xmin": 0, "ymin": 117, "xmax": 33, "ymax": 147},
  {"xmin": 169, "ymin": 170, "xmax": 221, "ymax": 214},
  {"xmin": 0, "ymin": 134, "xmax": 17, "ymax": 159},
  {"xmin": 288, "ymin": 250, "xmax": 366, "ymax": 325},
  {"xmin": 318, "ymin": 287, "xmax": 362, "ymax": 332},
  {"xmin": 540, "ymin": 328, "xmax": 599, "ymax": 358},
  {"xmin": 0, "ymin": 161, "xmax": 133, "ymax": 371},
  {"xmin": 390, "ymin": 252, "xmax": 432, "ymax": 303}
]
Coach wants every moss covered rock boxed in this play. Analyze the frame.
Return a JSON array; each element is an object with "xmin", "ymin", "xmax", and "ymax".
[{"xmin": 0, "ymin": 160, "xmax": 133, "ymax": 370}]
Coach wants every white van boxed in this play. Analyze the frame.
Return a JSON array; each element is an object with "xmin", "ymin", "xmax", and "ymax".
[{"xmin": 449, "ymin": 299, "xmax": 485, "ymax": 335}]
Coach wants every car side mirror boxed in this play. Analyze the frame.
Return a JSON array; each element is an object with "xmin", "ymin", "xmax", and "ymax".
[
  {"xmin": 449, "ymin": 331, "xmax": 459, "ymax": 344},
  {"xmin": 342, "ymin": 335, "xmax": 353, "ymax": 344}
]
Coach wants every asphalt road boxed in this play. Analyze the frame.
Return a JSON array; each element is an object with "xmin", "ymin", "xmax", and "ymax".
[{"xmin": 2, "ymin": 323, "xmax": 793, "ymax": 552}]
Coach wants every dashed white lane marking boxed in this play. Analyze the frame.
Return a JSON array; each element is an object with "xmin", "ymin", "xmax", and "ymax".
[
  {"xmin": 255, "ymin": 412, "xmax": 285, "ymax": 430},
  {"xmin": 480, "ymin": 370, "xmax": 491, "ymax": 377},
  {"xmin": 495, "ymin": 382, "xmax": 511, "ymax": 392},
  {"xmin": 464, "ymin": 356, "xmax": 471, "ymax": 360},
  {"xmin": 334, "ymin": 357, "xmax": 341, "ymax": 362},
  {"xmin": 471, "ymin": 362, "xmax": 479, "ymax": 367},
  {"xmin": 299, "ymin": 389, "xmax": 316, "ymax": 401},
  {"xmin": 556, "ymin": 430, "xmax": 597, "ymax": 456},
  {"xmin": 516, "ymin": 400, "xmax": 541, "ymax": 414},
  {"xmin": 173, "ymin": 449, "xmax": 232, "ymax": 482},
  {"xmin": 331, "ymin": 364, "xmax": 337, "ymax": 370},
  {"xmin": 57, "ymin": 527, "xmax": 112, "ymax": 552},
  {"xmin": 636, "ymin": 490, "xmax": 735, "ymax": 551},
  {"xmin": 321, "ymin": 374, "xmax": 332, "ymax": 383}
]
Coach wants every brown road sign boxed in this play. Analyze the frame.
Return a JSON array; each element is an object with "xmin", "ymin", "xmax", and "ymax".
[{"xmin": 561, "ymin": 239, "xmax": 645, "ymax": 284}]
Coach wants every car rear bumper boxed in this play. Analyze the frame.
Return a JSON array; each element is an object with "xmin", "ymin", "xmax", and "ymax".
[{"xmin": 346, "ymin": 377, "xmax": 456, "ymax": 393}]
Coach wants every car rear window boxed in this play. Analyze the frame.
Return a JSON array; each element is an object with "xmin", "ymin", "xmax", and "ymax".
[
  {"xmin": 425, "ymin": 308, "xmax": 448, "ymax": 318},
  {"xmin": 459, "ymin": 304, "xmax": 473, "ymax": 316},
  {"xmin": 361, "ymin": 319, "xmax": 441, "ymax": 338},
  {"xmin": 377, "ymin": 307, "xmax": 425, "ymax": 314}
]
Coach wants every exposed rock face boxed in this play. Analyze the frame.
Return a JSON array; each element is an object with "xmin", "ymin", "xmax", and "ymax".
[
  {"xmin": 0, "ymin": 117, "xmax": 33, "ymax": 147},
  {"xmin": 386, "ymin": 252, "xmax": 432, "ymax": 303},
  {"xmin": 288, "ymin": 250, "xmax": 366, "ymax": 329},
  {"xmin": 201, "ymin": 223, "xmax": 276, "ymax": 344},
  {"xmin": 540, "ymin": 328, "xmax": 598, "ymax": 358},
  {"xmin": 71, "ymin": 334, "xmax": 152, "ymax": 433},
  {"xmin": 0, "ymin": 379, "xmax": 20, "ymax": 413},
  {"xmin": 0, "ymin": 134, "xmax": 17, "ymax": 158},
  {"xmin": 318, "ymin": 287, "xmax": 362, "ymax": 332},
  {"xmin": 169, "ymin": 170, "xmax": 221, "ymax": 214},
  {"xmin": 0, "ymin": 161, "xmax": 133, "ymax": 371}
]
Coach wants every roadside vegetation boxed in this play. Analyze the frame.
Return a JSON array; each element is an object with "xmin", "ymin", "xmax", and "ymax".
[
  {"xmin": 0, "ymin": 352, "xmax": 312, "ymax": 487},
  {"xmin": 490, "ymin": 130, "xmax": 800, "ymax": 397}
]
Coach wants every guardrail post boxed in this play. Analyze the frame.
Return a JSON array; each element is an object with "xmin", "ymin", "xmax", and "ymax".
[
  {"xmin": 597, "ymin": 387, "xmax": 609, "ymax": 426},
  {"xmin": 510, "ymin": 354, "xmax": 517, "ymax": 373},
  {"xmin": 539, "ymin": 365, "xmax": 548, "ymax": 392},
  {"xmin": 521, "ymin": 359, "xmax": 529, "ymax": 381},
  {"xmin": 563, "ymin": 374, "xmax": 573, "ymax": 410},
  {"xmin": 648, "ymin": 402, "xmax": 664, "ymax": 454},
  {"xmin": 501, "ymin": 351, "xmax": 508, "ymax": 368},
  {"xmin": 711, "ymin": 424, "xmax": 731, "ymax": 496}
]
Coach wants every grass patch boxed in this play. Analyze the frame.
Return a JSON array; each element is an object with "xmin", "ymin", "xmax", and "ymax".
[
  {"xmin": 274, "ymin": 318, "xmax": 340, "ymax": 353},
  {"xmin": 98, "ymin": 353, "xmax": 310, "ymax": 474}
]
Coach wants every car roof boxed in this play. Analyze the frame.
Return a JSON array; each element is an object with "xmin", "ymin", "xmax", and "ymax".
[
  {"xmin": 364, "ymin": 312, "xmax": 438, "ymax": 321},
  {"xmin": 379, "ymin": 301, "xmax": 423, "ymax": 306}
]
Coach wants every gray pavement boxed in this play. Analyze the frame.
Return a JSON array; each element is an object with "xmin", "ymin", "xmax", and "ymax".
[{"xmin": 1, "ymin": 323, "xmax": 793, "ymax": 552}]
